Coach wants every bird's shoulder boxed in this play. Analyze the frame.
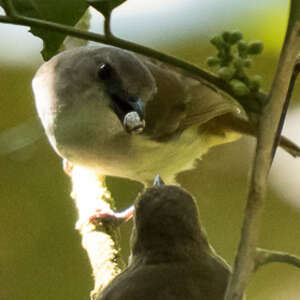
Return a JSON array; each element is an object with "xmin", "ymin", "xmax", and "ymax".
[{"xmin": 136, "ymin": 55, "xmax": 246, "ymax": 140}]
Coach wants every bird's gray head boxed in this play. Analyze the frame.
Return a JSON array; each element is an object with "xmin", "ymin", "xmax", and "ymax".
[{"xmin": 32, "ymin": 46, "xmax": 157, "ymax": 163}]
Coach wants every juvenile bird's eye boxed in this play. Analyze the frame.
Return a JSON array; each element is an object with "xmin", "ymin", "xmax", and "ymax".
[{"xmin": 97, "ymin": 63, "xmax": 112, "ymax": 80}]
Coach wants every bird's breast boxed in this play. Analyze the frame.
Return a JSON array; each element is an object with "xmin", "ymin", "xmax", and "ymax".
[{"xmin": 88, "ymin": 125, "xmax": 213, "ymax": 183}]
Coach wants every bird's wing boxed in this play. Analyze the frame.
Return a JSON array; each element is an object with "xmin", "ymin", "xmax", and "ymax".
[
  {"xmin": 138, "ymin": 58, "xmax": 188, "ymax": 140},
  {"xmin": 140, "ymin": 55, "xmax": 246, "ymax": 143},
  {"xmin": 139, "ymin": 56, "xmax": 300, "ymax": 157}
]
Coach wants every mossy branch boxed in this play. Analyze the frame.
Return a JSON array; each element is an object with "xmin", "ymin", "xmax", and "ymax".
[{"xmin": 70, "ymin": 166, "xmax": 125, "ymax": 300}]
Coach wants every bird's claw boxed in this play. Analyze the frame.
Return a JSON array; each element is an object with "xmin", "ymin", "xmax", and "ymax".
[{"xmin": 89, "ymin": 205, "xmax": 134, "ymax": 227}]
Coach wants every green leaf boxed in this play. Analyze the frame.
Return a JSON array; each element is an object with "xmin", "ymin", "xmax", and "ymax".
[
  {"xmin": 87, "ymin": 0, "xmax": 127, "ymax": 17},
  {"xmin": 0, "ymin": 0, "xmax": 12, "ymax": 14},
  {"xmin": 0, "ymin": 0, "xmax": 88, "ymax": 60},
  {"xmin": 247, "ymin": 41, "xmax": 264, "ymax": 55}
]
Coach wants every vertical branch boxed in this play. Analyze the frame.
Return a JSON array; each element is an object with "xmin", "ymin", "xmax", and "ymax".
[
  {"xmin": 104, "ymin": 12, "xmax": 113, "ymax": 39},
  {"xmin": 224, "ymin": 20, "xmax": 300, "ymax": 300},
  {"xmin": 271, "ymin": 58, "xmax": 300, "ymax": 160},
  {"xmin": 255, "ymin": 248, "xmax": 300, "ymax": 271},
  {"xmin": 71, "ymin": 166, "xmax": 125, "ymax": 300}
]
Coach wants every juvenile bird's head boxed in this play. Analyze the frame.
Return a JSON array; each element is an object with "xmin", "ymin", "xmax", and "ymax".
[{"xmin": 130, "ymin": 185, "xmax": 213, "ymax": 263}]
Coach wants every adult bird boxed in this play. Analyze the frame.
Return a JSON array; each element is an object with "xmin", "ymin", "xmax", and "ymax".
[{"xmin": 32, "ymin": 46, "xmax": 299, "ymax": 186}]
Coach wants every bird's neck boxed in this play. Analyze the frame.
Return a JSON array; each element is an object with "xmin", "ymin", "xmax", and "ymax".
[{"xmin": 130, "ymin": 236, "xmax": 213, "ymax": 265}]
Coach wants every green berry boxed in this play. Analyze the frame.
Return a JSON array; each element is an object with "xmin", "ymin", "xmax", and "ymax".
[
  {"xmin": 233, "ymin": 57, "xmax": 244, "ymax": 69},
  {"xmin": 248, "ymin": 41, "xmax": 264, "ymax": 55},
  {"xmin": 207, "ymin": 56, "xmax": 220, "ymax": 67},
  {"xmin": 217, "ymin": 50, "xmax": 226, "ymax": 60},
  {"xmin": 222, "ymin": 31, "xmax": 231, "ymax": 43},
  {"xmin": 249, "ymin": 75, "xmax": 263, "ymax": 90},
  {"xmin": 210, "ymin": 35, "xmax": 225, "ymax": 49},
  {"xmin": 228, "ymin": 30, "xmax": 243, "ymax": 44},
  {"xmin": 237, "ymin": 40, "xmax": 248, "ymax": 58},
  {"xmin": 243, "ymin": 58, "xmax": 252, "ymax": 68},
  {"xmin": 217, "ymin": 67, "xmax": 234, "ymax": 81},
  {"xmin": 230, "ymin": 79, "xmax": 250, "ymax": 96}
]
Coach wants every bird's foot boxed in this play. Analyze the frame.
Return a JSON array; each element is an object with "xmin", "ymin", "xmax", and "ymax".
[{"xmin": 89, "ymin": 205, "xmax": 134, "ymax": 227}]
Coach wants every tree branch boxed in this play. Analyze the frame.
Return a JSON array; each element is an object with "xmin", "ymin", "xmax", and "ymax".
[
  {"xmin": 0, "ymin": 14, "xmax": 263, "ymax": 113},
  {"xmin": 70, "ymin": 166, "xmax": 125, "ymax": 300},
  {"xmin": 104, "ymin": 11, "xmax": 113, "ymax": 38},
  {"xmin": 224, "ymin": 19, "xmax": 300, "ymax": 300},
  {"xmin": 255, "ymin": 248, "xmax": 300, "ymax": 271},
  {"xmin": 271, "ymin": 58, "xmax": 300, "ymax": 160}
]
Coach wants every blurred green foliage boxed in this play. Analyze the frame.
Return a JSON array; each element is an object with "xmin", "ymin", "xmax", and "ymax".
[{"xmin": 1, "ymin": 1, "xmax": 300, "ymax": 300}]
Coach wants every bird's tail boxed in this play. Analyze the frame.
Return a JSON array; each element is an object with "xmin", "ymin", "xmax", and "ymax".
[{"xmin": 217, "ymin": 113, "xmax": 300, "ymax": 157}]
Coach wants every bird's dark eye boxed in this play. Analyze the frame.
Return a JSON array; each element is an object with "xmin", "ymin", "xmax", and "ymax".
[{"xmin": 97, "ymin": 63, "xmax": 112, "ymax": 80}]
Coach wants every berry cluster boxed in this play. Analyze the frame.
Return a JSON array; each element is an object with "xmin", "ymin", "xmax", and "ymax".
[{"xmin": 207, "ymin": 31, "xmax": 264, "ymax": 98}]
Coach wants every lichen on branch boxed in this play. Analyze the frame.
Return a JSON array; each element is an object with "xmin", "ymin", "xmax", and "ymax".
[{"xmin": 71, "ymin": 166, "xmax": 125, "ymax": 299}]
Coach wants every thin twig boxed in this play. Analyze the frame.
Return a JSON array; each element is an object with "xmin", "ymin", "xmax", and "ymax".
[
  {"xmin": 224, "ymin": 20, "xmax": 300, "ymax": 300},
  {"xmin": 271, "ymin": 58, "xmax": 300, "ymax": 160},
  {"xmin": 255, "ymin": 248, "xmax": 300, "ymax": 271},
  {"xmin": 104, "ymin": 12, "xmax": 113, "ymax": 38},
  {"xmin": 0, "ymin": 14, "xmax": 216, "ymax": 82}
]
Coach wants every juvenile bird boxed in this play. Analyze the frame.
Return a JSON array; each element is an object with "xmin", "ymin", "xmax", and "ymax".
[
  {"xmin": 97, "ymin": 184, "xmax": 231, "ymax": 300},
  {"xmin": 32, "ymin": 46, "xmax": 299, "ymax": 186}
]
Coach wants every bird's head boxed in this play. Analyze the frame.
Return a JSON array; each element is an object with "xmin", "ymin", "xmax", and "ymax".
[
  {"xmin": 130, "ymin": 185, "xmax": 212, "ymax": 262},
  {"xmin": 32, "ymin": 46, "xmax": 157, "ymax": 162}
]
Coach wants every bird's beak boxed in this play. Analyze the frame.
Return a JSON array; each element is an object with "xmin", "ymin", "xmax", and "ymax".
[{"xmin": 109, "ymin": 96, "xmax": 145, "ymax": 134}]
